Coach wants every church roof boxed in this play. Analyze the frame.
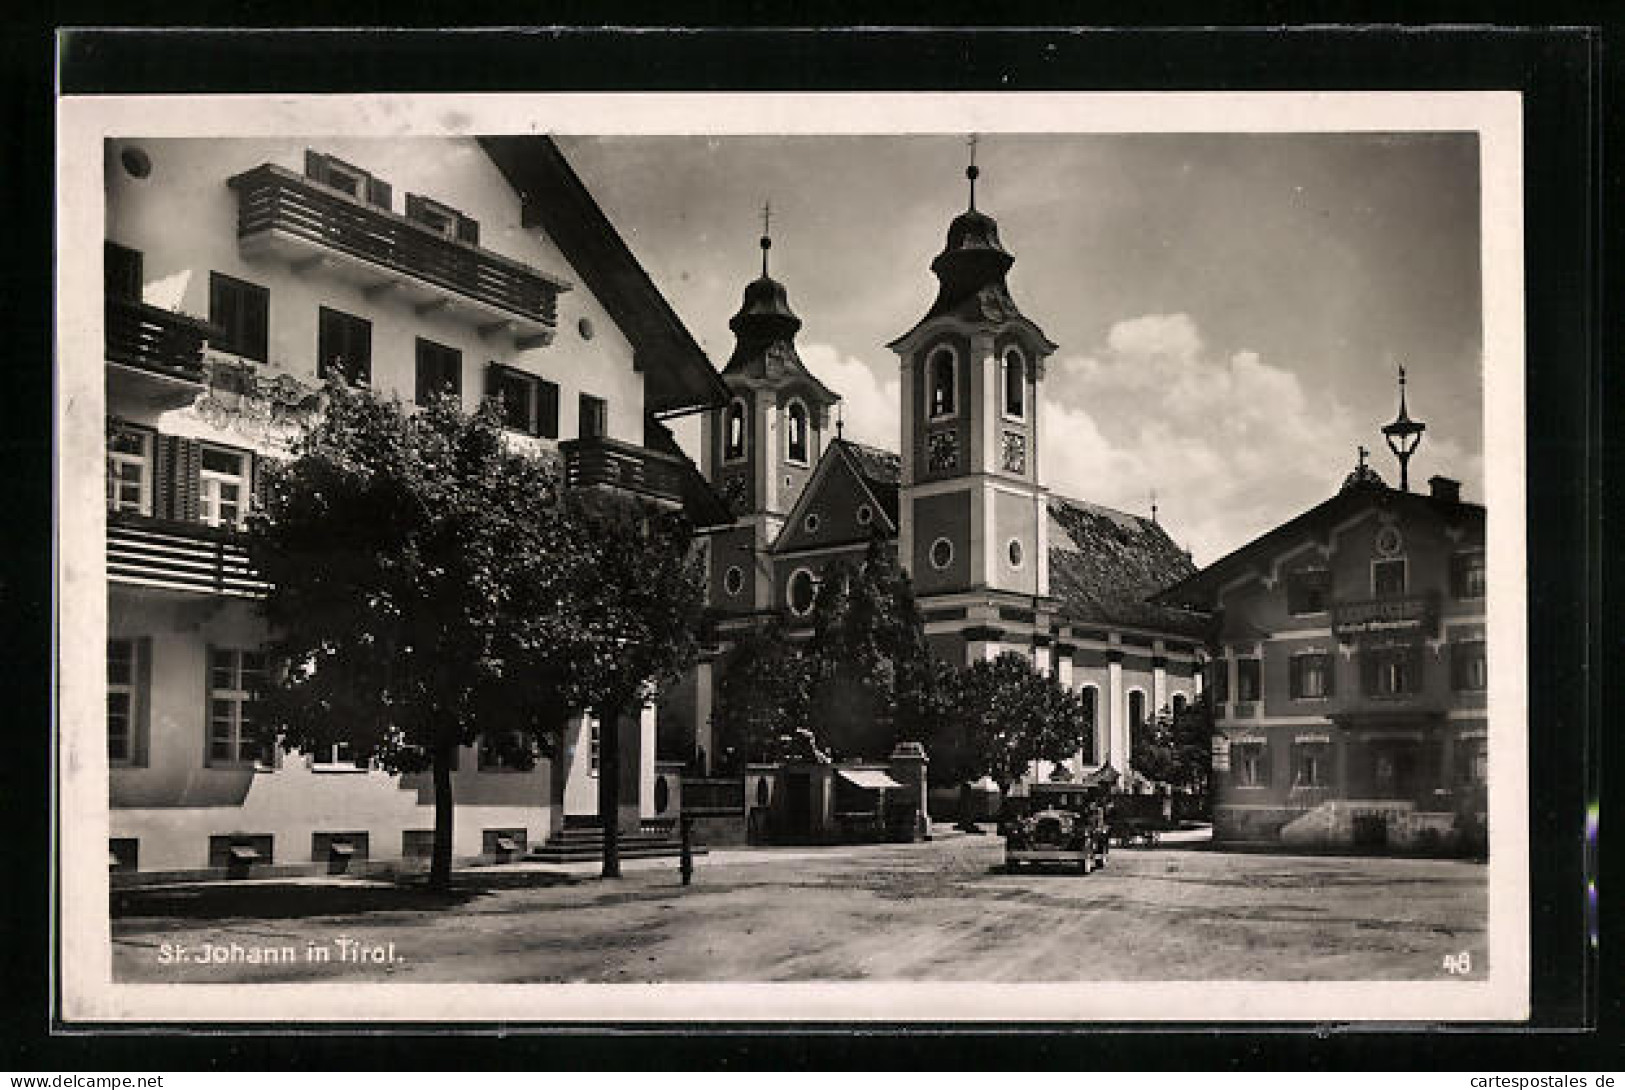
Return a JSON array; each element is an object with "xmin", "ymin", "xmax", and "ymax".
[
  {"xmin": 834, "ymin": 439, "xmax": 902, "ymax": 525},
  {"xmin": 1046, "ymin": 497, "xmax": 1206, "ymax": 638},
  {"xmin": 720, "ymin": 273, "xmax": 839, "ymax": 404}
]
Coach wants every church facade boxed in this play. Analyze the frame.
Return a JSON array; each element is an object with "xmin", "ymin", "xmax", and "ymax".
[{"xmin": 674, "ymin": 165, "xmax": 1207, "ymax": 786}]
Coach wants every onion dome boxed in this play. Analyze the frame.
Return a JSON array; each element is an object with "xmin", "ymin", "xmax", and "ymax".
[
  {"xmin": 720, "ymin": 207, "xmax": 837, "ymax": 404},
  {"xmin": 1341, "ymin": 444, "xmax": 1388, "ymax": 492}
]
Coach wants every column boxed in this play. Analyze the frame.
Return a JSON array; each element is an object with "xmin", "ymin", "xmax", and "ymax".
[{"xmin": 1107, "ymin": 653, "xmax": 1126, "ymax": 776}]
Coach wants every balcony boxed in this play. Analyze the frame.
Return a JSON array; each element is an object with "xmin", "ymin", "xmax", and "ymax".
[
  {"xmin": 107, "ymin": 511, "xmax": 269, "ymax": 599},
  {"xmin": 105, "ymin": 295, "xmax": 216, "ymax": 409},
  {"xmin": 227, "ymin": 164, "xmax": 570, "ymax": 347},
  {"xmin": 560, "ymin": 435, "xmax": 692, "ymax": 509}
]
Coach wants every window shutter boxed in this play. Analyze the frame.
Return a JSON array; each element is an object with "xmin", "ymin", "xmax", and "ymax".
[
  {"xmin": 154, "ymin": 434, "xmax": 175, "ymax": 520},
  {"xmin": 173, "ymin": 438, "xmax": 202, "ymax": 523},
  {"xmin": 455, "ymin": 215, "xmax": 480, "ymax": 246},
  {"xmin": 538, "ymin": 380, "xmax": 559, "ymax": 439},
  {"xmin": 366, "ymin": 176, "xmax": 391, "ymax": 210},
  {"xmin": 1360, "ymin": 651, "xmax": 1378, "ymax": 696}
]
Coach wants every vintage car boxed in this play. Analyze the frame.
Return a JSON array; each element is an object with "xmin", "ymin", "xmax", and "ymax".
[{"xmin": 1004, "ymin": 804, "xmax": 1110, "ymax": 874}]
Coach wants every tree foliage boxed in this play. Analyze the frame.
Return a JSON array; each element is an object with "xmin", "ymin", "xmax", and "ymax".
[
  {"xmin": 710, "ymin": 620, "xmax": 815, "ymax": 769},
  {"xmin": 1130, "ymin": 693, "xmax": 1215, "ymax": 795},
  {"xmin": 928, "ymin": 652, "xmax": 1093, "ymax": 792},
  {"xmin": 247, "ymin": 382, "xmax": 706, "ymax": 885}
]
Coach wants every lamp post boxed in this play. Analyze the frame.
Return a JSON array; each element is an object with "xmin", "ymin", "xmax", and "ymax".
[{"xmin": 1381, "ymin": 364, "xmax": 1427, "ymax": 492}]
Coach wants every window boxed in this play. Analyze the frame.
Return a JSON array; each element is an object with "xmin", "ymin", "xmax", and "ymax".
[
  {"xmin": 1128, "ymin": 690, "xmax": 1146, "ymax": 732},
  {"xmin": 1003, "ymin": 348, "xmax": 1026, "ymax": 419},
  {"xmin": 1289, "ymin": 652, "xmax": 1332, "ymax": 699},
  {"xmin": 929, "ymin": 537, "xmax": 954, "ymax": 571},
  {"xmin": 787, "ymin": 568, "xmax": 818, "ymax": 617},
  {"xmin": 1363, "ymin": 644, "xmax": 1423, "ymax": 697},
  {"xmin": 786, "ymin": 400, "xmax": 810, "ymax": 465},
  {"xmin": 928, "ymin": 348, "xmax": 956, "ymax": 419},
  {"xmin": 579, "ymin": 393, "xmax": 608, "ymax": 440},
  {"xmin": 1451, "ymin": 641, "xmax": 1488, "ymax": 692},
  {"xmin": 856, "ymin": 504, "xmax": 873, "ymax": 526},
  {"xmin": 588, "ymin": 720, "xmax": 601, "ymax": 776},
  {"xmin": 1080, "ymin": 687, "xmax": 1098, "ymax": 763},
  {"xmin": 1286, "ymin": 569, "xmax": 1330, "ymax": 615},
  {"xmin": 723, "ymin": 565, "xmax": 745, "ymax": 597},
  {"xmin": 1007, "ymin": 539, "xmax": 1024, "ymax": 568},
  {"xmin": 406, "ymin": 193, "xmax": 479, "ymax": 244},
  {"xmin": 304, "ymin": 150, "xmax": 390, "ymax": 209},
  {"xmin": 208, "ymin": 648, "xmax": 268, "ymax": 766},
  {"xmin": 487, "ymin": 364, "xmax": 559, "ymax": 439},
  {"xmin": 318, "ymin": 307, "xmax": 372, "ymax": 386},
  {"xmin": 724, "ymin": 399, "xmax": 748, "ymax": 462},
  {"xmin": 105, "ymin": 242, "xmax": 142, "ymax": 300},
  {"xmin": 1455, "ymin": 742, "xmax": 1488, "ymax": 785},
  {"xmin": 208, "ymin": 272, "xmax": 269, "ymax": 362},
  {"xmin": 107, "ymin": 639, "xmax": 145, "ymax": 765},
  {"xmin": 804, "ymin": 512, "xmax": 821, "ymax": 534},
  {"xmin": 1452, "ymin": 551, "xmax": 1486, "ymax": 600},
  {"xmin": 199, "ymin": 446, "xmax": 250, "ymax": 529},
  {"xmin": 106, "ymin": 422, "xmax": 152, "ymax": 516},
  {"xmin": 1372, "ymin": 557, "xmax": 1407, "ymax": 597},
  {"xmin": 1235, "ymin": 743, "xmax": 1270, "ymax": 787},
  {"xmin": 414, "ymin": 338, "xmax": 462, "ymax": 405},
  {"xmin": 1236, "ymin": 658, "xmax": 1261, "ymax": 703},
  {"xmin": 1209, "ymin": 660, "xmax": 1230, "ymax": 704},
  {"xmin": 1293, "ymin": 742, "xmax": 1328, "ymax": 787}
]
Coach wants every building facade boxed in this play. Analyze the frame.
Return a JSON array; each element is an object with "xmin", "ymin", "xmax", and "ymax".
[
  {"xmin": 1155, "ymin": 450, "xmax": 1488, "ymax": 853},
  {"xmin": 102, "ymin": 135, "xmax": 727, "ymax": 879},
  {"xmin": 675, "ymin": 164, "xmax": 1206, "ymax": 785}
]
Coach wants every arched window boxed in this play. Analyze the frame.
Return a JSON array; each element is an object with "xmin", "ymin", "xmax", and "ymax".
[
  {"xmin": 786, "ymin": 399, "xmax": 809, "ymax": 465},
  {"xmin": 724, "ymin": 399, "xmax": 747, "ymax": 462},
  {"xmin": 1003, "ymin": 348, "xmax": 1026, "ymax": 419},
  {"xmin": 1080, "ymin": 686, "xmax": 1098, "ymax": 764},
  {"xmin": 1129, "ymin": 689, "xmax": 1146, "ymax": 732},
  {"xmin": 929, "ymin": 348, "xmax": 956, "ymax": 419}
]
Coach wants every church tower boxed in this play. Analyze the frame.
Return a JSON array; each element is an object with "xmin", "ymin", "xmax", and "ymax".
[
  {"xmin": 887, "ymin": 142, "xmax": 1059, "ymax": 663},
  {"xmin": 702, "ymin": 209, "xmax": 840, "ymax": 616}
]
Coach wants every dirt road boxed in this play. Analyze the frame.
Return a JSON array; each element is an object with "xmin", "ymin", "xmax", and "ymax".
[{"xmin": 111, "ymin": 832, "xmax": 1487, "ymax": 983}]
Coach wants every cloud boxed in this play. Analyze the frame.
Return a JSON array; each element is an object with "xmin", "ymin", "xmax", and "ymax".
[
  {"xmin": 1046, "ymin": 313, "xmax": 1377, "ymax": 563},
  {"xmin": 798, "ymin": 343, "xmax": 901, "ymax": 452}
]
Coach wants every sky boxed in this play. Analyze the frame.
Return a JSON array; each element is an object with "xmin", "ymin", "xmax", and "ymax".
[{"xmin": 559, "ymin": 133, "xmax": 1485, "ymax": 565}]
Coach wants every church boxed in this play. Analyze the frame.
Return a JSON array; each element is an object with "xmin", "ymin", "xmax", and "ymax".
[{"xmin": 669, "ymin": 155, "xmax": 1208, "ymax": 787}]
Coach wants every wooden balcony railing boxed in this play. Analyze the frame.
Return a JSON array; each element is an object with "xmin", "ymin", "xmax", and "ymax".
[
  {"xmin": 560, "ymin": 435, "xmax": 690, "ymax": 507},
  {"xmin": 106, "ymin": 511, "xmax": 269, "ymax": 599},
  {"xmin": 228, "ymin": 164, "xmax": 566, "ymax": 331},
  {"xmin": 105, "ymin": 295, "xmax": 214, "ymax": 384}
]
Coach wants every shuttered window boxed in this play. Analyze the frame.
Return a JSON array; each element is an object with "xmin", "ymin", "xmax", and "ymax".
[
  {"xmin": 1362, "ymin": 643, "xmax": 1424, "ymax": 697},
  {"xmin": 485, "ymin": 363, "xmax": 559, "ymax": 439},
  {"xmin": 318, "ymin": 307, "xmax": 372, "ymax": 386},
  {"xmin": 107, "ymin": 637, "xmax": 150, "ymax": 766},
  {"xmin": 405, "ymin": 192, "xmax": 480, "ymax": 245},
  {"xmin": 304, "ymin": 150, "xmax": 391, "ymax": 210},
  {"xmin": 1450, "ymin": 641, "xmax": 1487, "ymax": 692},
  {"xmin": 414, "ymin": 338, "xmax": 463, "ymax": 405},
  {"xmin": 1289, "ymin": 653, "xmax": 1333, "ymax": 699},
  {"xmin": 1236, "ymin": 658, "xmax": 1261, "ymax": 703},
  {"xmin": 208, "ymin": 272, "xmax": 270, "ymax": 362}
]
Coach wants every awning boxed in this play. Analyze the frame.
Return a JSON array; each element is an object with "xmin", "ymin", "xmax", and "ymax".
[{"xmin": 838, "ymin": 769, "xmax": 905, "ymax": 791}]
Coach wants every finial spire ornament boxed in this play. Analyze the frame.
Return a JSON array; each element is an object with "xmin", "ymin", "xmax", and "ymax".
[
  {"xmin": 1150, "ymin": 488, "xmax": 1159, "ymax": 524},
  {"xmin": 966, "ymin": 134, "xmax": 980, "ymax": 211},
  {"xmin": 1380, "ymin": 361, "xmax": 1426, "ymax": 492},
  {"xmin": 1358, "ymin": 444, "xmax": 1369, "ymax": 470},
  {"xmin": 759, "ymin": 199, "xmax": 773, "ymax": 277},
  {"xmin": 836, "ymin": 402, "xmax": 845, "ymax": 439}
]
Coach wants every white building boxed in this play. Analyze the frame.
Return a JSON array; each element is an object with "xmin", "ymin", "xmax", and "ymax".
[{"xmin": 102, "ymin": 135, "xmax": 727, "ymax": 878}]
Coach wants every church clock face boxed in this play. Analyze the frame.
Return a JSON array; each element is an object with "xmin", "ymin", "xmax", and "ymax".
[
  {"xmin": 719, "ymin": 473, "xmax": 749, "ymax": 515},
  {"xmin": 1001, "ymin": 430, "xmax": 1027, "ymax": 475},
  {"xmin": 928, "ymin": 430, "xmax": 959, "ymax": 473}
]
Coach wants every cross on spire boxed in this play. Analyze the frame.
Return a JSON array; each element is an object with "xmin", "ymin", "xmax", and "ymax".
[
  {"xmin": 759, "ymin": 198, "xmax": 773, "ymax": 277},
  {"xmin": 966, "ymin": 134, "xmax": 980, "ymax": 211},
  {"xmin": 1358, "ymin": 444, "xmax": 1369, "ymax": 469}
]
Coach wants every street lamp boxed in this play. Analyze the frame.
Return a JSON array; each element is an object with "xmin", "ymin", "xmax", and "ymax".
[{"xmin": 1381, "ymin": 364, "xmax": 1427, "ymax": 492}]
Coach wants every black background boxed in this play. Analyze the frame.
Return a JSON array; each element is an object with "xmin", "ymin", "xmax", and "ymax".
[{"xmin": 4, "ymin": 13, "xmax": 1613, "ymax": 1071}]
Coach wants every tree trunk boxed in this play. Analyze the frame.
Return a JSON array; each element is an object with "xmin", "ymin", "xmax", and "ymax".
[
  {"xmin": 597, "ymin": 706, "xmax": 622, "ymax": 879},
  {"xmin": 430, "ymin": 738, "xmax": 456, "ymax": 891},
  {"xmin": 956, "ymin": 781, "xmax": 979, "ymax": 832}
]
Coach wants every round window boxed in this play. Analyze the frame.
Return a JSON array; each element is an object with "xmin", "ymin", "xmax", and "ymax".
[
  {"xmin": 723, "ymin": 565, "xmax": 745, "ymax": 597},
  {"xmin": 929, "ymin": 537, "xmax": 954, "ymax": 571},
  {"xmin": 856, "ymin": 504, "xmax": 873, "ymax": 526},
  {"xmin": 788, "ymin": 569, "xmax": 817, "ymax": 616},
  {"xmin": 1008, "ymin": 539, "xmax": 1024, "ymax": 568},
  {"xmin": 578, "ymin": 317, "xmax": 596, "ymax": 341},
  {"xmin": 120, "ymin": 146, "xmax": 152, "ymax": 179},
  {"xmin": 804, "ymin": 512, "xmax": 821, "ymax": 533}
]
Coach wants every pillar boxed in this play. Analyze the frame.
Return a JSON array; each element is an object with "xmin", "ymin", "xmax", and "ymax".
[
  {"xmin": 1107, "ymin": 653, "xmax": 1127, "ymax": 776},
  {"xmin": 889, "ymin": 740, "xmax": 931, "ymax": 840}
]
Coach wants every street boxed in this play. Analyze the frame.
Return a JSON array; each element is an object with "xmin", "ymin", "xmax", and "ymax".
[{"xmin": 111, "ymin": 831, "xmax": 1488, "ymax": 983}]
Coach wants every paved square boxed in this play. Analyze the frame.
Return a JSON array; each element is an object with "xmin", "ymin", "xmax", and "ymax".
[{"xmin": 112, "ymin": 832, "xmax": 1488, "ymax": 983}]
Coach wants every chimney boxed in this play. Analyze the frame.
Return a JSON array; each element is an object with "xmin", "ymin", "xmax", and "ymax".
[{"xmin": 1429, "ymin": 475, "xmax": 1461, "ymax": 504}]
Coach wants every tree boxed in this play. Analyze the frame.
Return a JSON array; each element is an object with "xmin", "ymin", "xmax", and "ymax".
[
  {"xmin": 1131, "ymin": 694, "xmax": 1215, "ymax": 798},
  {"xmin": 249, "ymin": 384, "xmax": 581, "ymax": 890},
  {"xmin": 710, "ymin": 620, "xmax": 815, "ymax": 769},
  {"xmin": 802, "ymin": 532, "xmax": 936, "ymax": 758},
  {"xmin": 543, "ymin": 486, "xmax": 708, "ymax": 877},
  {"xmin": 930, "ymin": 652, "xmax": 1093, "ymax": 795}
]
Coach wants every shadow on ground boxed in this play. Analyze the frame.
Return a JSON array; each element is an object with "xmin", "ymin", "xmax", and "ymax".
[{"xmin": 111, "ymin": 873, "xmax": 578, "ymax": 920}]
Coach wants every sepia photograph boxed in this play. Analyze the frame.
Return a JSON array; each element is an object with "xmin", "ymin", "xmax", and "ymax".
[{"xmin": 55, "ymin": 90, "xmax": 1529, "ymax": 1024}]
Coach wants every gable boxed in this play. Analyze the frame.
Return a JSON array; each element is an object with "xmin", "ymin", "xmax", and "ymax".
[{"xmin": 773, "ymin": 444, "xmax": 897, "ymax": 555}]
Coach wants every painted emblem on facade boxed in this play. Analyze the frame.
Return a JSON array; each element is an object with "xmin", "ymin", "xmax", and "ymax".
[{"xmin": 1001, "ymin": 430, "xmax": 1027, "ymax": 474}]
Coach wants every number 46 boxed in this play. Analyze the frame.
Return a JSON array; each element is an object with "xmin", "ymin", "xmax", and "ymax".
[{"xmin": 1442, "ymin": 951, "xmax": 1473, "ymax": 975}]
